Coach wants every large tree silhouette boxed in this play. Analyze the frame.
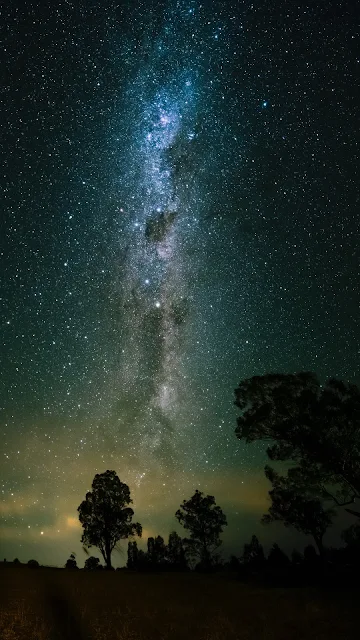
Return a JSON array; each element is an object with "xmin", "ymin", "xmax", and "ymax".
[
  {"xmin": 235, "ymin": 373, "xmax": 360, "ymax": 512},
  {"xmin": 175, "ymin": 490, "xmax": 227, "ymax": 569},
  {"xmin": 78, "ymin": 470, "xmax": 142, "ymax": 569}
]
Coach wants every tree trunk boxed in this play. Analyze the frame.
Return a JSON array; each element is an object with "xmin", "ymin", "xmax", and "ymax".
[
  {"xmin": 313, "ymin": 535, "xmax": 326, "ymax": 569},
  {"xmin": 104, "ymin": 540, "xmax": 112, "ymax": 570},
  {"xmin": 314, "ymin": 535, "xmax": 324, "ymax": 557},
  {"xmin": 202, "ymin": 543, "xmax": 211, "ymax": 570}
]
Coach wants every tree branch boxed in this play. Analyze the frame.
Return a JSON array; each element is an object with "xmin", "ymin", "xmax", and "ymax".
[
  {"xmin": 345, "ymin": 507, "xmax": 360, "ymax": 518},
  {"xmin": 321, "ymin": 486, "xmax": 356, "ymax": 507},
  {"xmin": 338, "ymin": 474, "xmax": 360, "ymax": 500}
]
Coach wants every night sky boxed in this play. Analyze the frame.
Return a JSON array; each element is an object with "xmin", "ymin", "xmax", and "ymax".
[{"xmin": 1, "ymin": 0, "xmax": 359, "ymax": 567}]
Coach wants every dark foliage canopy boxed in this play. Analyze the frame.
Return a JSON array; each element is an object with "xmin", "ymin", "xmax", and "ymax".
[
  {"xmin": 84, "ymin": 556, "xmax": 102, "ymax": 570},
  {"xmin": 235, "ymin": 373, "xmax": 360, "ymax": 509},
  {"xmin": 78, "ymin": 470, "xmax": 142, "ymax": 569},
  {"xmin": 167, "ymin": 531, "xmax": 187, "ymax": 569},
  {"xmin": 242, "ymin": 535, "xmax": 265, "ymax": 569},
  {"xmin": 341, "ymin": 521, "xmax": 360, "ymax": 551},
  {"xmin": 175, "ymin": 490, "xmax": 227, "ymax": 568},
  {"xmin": 127, "ymin": 532, "xmax": 187, "ymax": 571},
  {"xmin": 262, "ymin": 466, "xmax": 335, "ymax": 554},
  {"xmin": 147, "ymin": 535, "xmax": 167, "ymax": 565},
  {"xmin": 65, "ymin": 553, "xmax": 78, "ymax": 569},
  {"xmin": 27, "ymin": 559, "xmax": 40, "ymax": 568},
  {"xmin": 127, "ymin": 540, "xmax": 139, "ymax": 570}
]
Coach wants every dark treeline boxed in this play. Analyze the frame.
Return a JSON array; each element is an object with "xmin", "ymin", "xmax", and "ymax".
[
  {"xmin": 6, "ymin": 527, "xmax": 360, "ymax": 588},
  {"xmin": 126, "ymin": 532, "xmax": 188, "ymax": 571},
  {"xmin": 5, "ymin": 372, "xmax": 360, "ymax": 587},
  {"xmin": 124, "ymin": 532, "xmax": 360, "ymax": 587}
]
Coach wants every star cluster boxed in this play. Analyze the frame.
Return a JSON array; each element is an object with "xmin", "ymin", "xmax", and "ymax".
[{"xmin": 1, "ymin": 0, "xmax": 359, "ymax": 565}]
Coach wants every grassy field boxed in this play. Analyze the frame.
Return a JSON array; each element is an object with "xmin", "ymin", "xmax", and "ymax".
[{"xmin": 0, "ymin": 566, "xmax": 358, "ymax": 640}]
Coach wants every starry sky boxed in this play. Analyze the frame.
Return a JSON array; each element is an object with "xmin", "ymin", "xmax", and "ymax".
[{"xmin": 1, "ymin": 0, "xmax": 359, "ymax": 567}]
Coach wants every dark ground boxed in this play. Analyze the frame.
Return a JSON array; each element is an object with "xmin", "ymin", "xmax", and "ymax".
[{"xmin": 0, "ymin": 566, "xmax": 358, "ymax": 639}]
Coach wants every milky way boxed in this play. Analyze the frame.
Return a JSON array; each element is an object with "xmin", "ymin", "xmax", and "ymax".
[
  {"xmin": 100, "ymin": 2, "xmax": 241, "ymax": 482},
  {"xmin": 1, "ymin": 0, "xmax": 359, "ymax": 565},
  {"xmin": 114, "ymin": 18, "xmax": 210, "ymax": 475}
]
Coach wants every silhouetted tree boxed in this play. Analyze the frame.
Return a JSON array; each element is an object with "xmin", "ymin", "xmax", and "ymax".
[
  {"xmin": 228, "ymin": 554, "xmax": 241, "ymax": 572},
  {"xmin": 175, "ymin": 490, "xmax": 227, "ymax": 569},
  {"xmin": 304, "ymin": 544, "xmax": 319, "ymax": 566},
  {"xmin": 167, "ymin": 531, "xmax": 187, "ymax": 569},
  {"xmin": 65, "ymin": 553, "xmax": 78, "ymax": 569},
  {"xmin": 136, "ymin": 549, "xmax": 148, "ymax": 569},
  {"xmin": 341, "ymin": 521, "xmax": 360, "ymax": 565},
  {"xmin": 341, "ymin": 521, "xmax": 360, "ymax": 547},
  {"xmin": 235, "ymin": 373, "xmax": 360, "ymax": 512},
  {"xmin": 13, "ymin": 558, "xmax": 20, "ymax": 565},
  {"xmin": 262, "ymin": 466, "xmax": 335, "ymax": 556},
  {"xmin": 127, "ymin": 540, "xmax": 139, "ymax": 569},
  {"xmin": 147, "ymin": 536, "xmax": 155, "ymax": 562},
  {"xmin": 242, "ymin": 535, "xmax": 265, "ymax": 570},
  {"xmin": 84, "ymin": 556, "xmax": 102, "ymax": 570},
  {"xmin": 291, "ymin": 549, "xmax": 303, "ymax": 566},
  {"xmin": 145, "ymin": 535, "xmax": 168, "ymax": 569},
  {"xmin": 77, "ymin": 470, "xmax": 142, "ymax": 569},
  {"xmin": 267, "ymin": 543, "xmax": 290, "ymax": 569},
  {"xmin": 27, "ymin": 559, "xmax": 39, "ymax": 568},
  {"xmin": 154, "ymin": 535, "xmax": 166, "ymax": 564}
]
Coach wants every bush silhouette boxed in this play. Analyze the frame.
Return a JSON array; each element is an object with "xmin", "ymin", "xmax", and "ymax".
[
  {"xmin": 27, "ymin": 559, "xmax": 40, "ymax": 568},
  {"xmin": 65, "ymin": 553, "xmax": 78, "ymax": 570},
  {"xmin": 84, "ymin": 556, "xmax": 102, "ymax": 571}
]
